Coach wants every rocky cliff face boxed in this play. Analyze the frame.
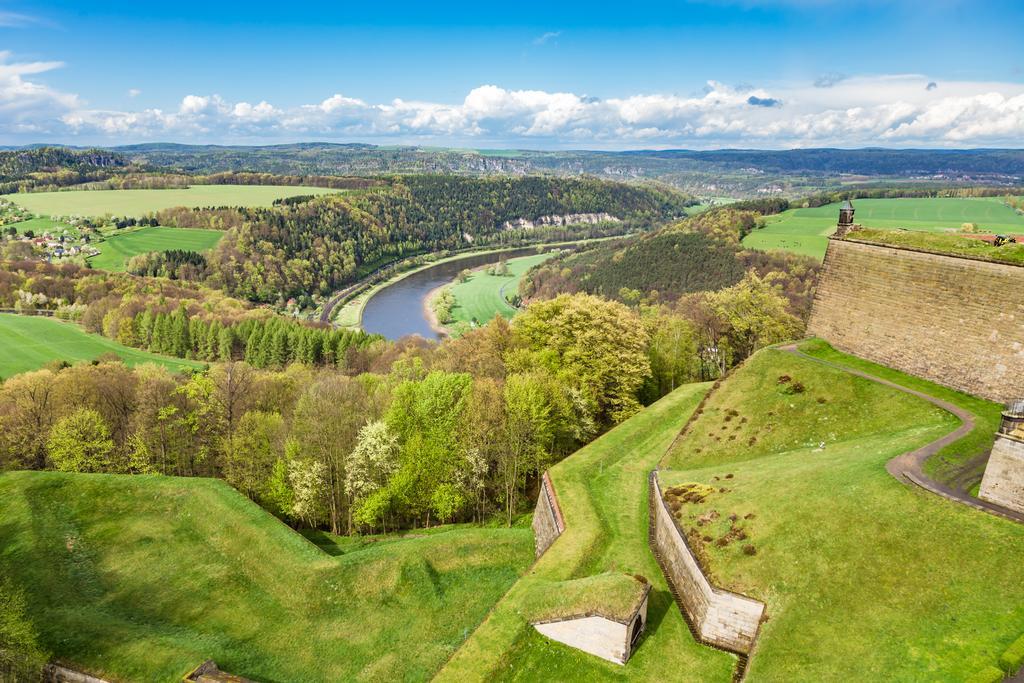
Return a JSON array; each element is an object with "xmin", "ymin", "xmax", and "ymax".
[{"xmin": 502, "ymin": 213, "xmax": 621, "ymax": 231}]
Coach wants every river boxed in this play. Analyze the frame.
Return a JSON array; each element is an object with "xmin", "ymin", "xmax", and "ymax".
[{"xmin": 360, "ymin": 246, "xmax": 562, "ymax": 340}]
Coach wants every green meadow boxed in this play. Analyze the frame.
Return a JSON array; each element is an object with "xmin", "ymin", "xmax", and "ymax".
[
  {"xmin": 88, "ymin": 226, "xmax": 224, "ymax": 271},
  {"xmin": 0, "ymin": 472, "xmax": 533, "ymax": 681},
  {"xmin": 0, "ymin": 314, "xmax": 201, "ymax": 378},
  {"xmin": 660, "ymin": 343, "xmax": 1024, "ymax": 681},
  {"xmin": 743, "ymin": 197, "xmax": 1024, "ymax": 260},
  {"xmin": 446, "ymin": 251, "xmax": 557, "ymax": 331},
  {"xmin": 439, "ymin": 383, "xmax": 737, "ymax": 682},
  {"xmin": 6, "ymin": 216, "xmax": 75, "ymax": 235},
  {"xmin": 4, "ymin": 184, "xmax": 343, "ymax": 218}
]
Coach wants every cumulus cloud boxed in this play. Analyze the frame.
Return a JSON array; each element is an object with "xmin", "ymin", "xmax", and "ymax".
[
  {"xmin": 127, "ymin": 88, "xmax": 141, "ymax": 98},
  {"xmin": 6, "ymin": 54, "xmax": 1024, "ymax": 148}
]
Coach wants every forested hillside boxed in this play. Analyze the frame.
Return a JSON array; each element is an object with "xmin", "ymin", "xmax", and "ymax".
[
  {"xmin": 523, "ymin": 206, "xmax": 820, "ymax": 320},
  {"xmin": 182, "ymin": 175, "xmax": 691, "ymax": 302}
]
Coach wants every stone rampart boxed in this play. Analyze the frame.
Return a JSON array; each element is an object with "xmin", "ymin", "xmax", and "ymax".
[
  {"xmin": 532, "ymin": 471, "xmax": 565, "ymax": 558},
  {"xmin": 650, "ymin": 473, "xmax": 764, "ymax": 654},
  {"xmin": 980, "ymin": 434, "xmax": 1024, "ymax": 514},
  {"xmin": 807, "ymin": 238, "xmax": 1024, "ymax": 402}
]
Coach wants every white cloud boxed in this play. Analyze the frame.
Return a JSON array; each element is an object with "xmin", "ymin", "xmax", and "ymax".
[
  {"xmin": 127, "ymin": 88, "xmax": 141, "ymax": 98},
  {"xmin": 533, "ymin": 31, "xmax": 562, "ymax": 45},
  {"xmin": 5, "ymin": 53, "xmax": 1024, "ymax": 148}
]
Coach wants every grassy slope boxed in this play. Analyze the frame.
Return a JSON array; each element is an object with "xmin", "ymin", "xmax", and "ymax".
[
  {"xmin": 438, "ymin": 383, "xmax": 736, "ymax": 683},
  {"xmin": 660, "ymin": 346, "xmax": 1024, "ymax": 681},
  {"xmin": 447, "ymin": 252, "xmax": 556, "ymax": 328},
  {"xmin": 0, "ymin": 314, "xmax": 202, "ymax": 378},
  {"xmin": 799, "ymin": 338, "xmax": 1003, "ymax": 486},
  {"xmin": 0, "ymin": 472, "xmax": 533, "ymax": 682},
  {"xmin": 7, "ymin": 216, "xmax": 76, "ymax": 235},
  {"xmin": 744, "ymin": 197, "xmax": 1024, "ymax": 260},
  {"xmin": 88, "ymin": 226, "xmax": 224, "ymax": 271},
  {"xmin": 4, "ymin": 185, "xmax": 343, "ymax": 218}
]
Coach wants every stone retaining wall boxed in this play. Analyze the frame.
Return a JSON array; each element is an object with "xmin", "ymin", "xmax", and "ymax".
[
  {"xmin": 44, "ymin": 664, "xmax": 110, "ymax": 683},
  {"xmin": 650, "ymin": 473, "xmax": 764, "ymax": 654},
  {"xmin": 980, "ymin": 434, "xmax": 1024, "ymax": 514},
  {"xmin": 532, "ymin": 471, "xmax": 565, "ymax": 558},
  {"xmin": 807, "ymin": 238, "xmax": 1024, "ymax": 402}
]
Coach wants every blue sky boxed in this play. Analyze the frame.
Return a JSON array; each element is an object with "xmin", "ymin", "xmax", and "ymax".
[{"xmin": 2, "ymin": 0, "xmax": 1024, "ymax": 148}]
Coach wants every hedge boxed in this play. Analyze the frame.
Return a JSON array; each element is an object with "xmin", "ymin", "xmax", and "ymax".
[
  {"xmin": 1000, "ymin": 633, "xmax": 1024, "ymax": 675},
  {"xmin": 965, "ymin": 665, "xmax": 1005, "ymax": 683}
]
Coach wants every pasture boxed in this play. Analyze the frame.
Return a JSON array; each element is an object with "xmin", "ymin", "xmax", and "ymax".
[
  {"xmin": 89, "ymin": 226, "xmax": 224, "ymax": 271},
  {"xmin": 4, "ymin": 185, "xmax": 343, "ymax": 218},
  {"xmin": 743, "ymin": 197, "xmax": 1024, "ymax": 260},
  {"xmin": 0, "ymin": 314, "xmax": 201, "ymax": 378},
  {"xmin": 446, "ymin": 251, "xmax": 557, "ymax": 330},
  {"xmin": 0, "ymin": 472, "xmax": 532, "ymax": 681},
  {"xmin": 6, "ymin": 216, "xmax": 75, "ymax": 235},
  {"xmin": 659, "ymin": 343, "xmax": 1024, "ymax": 681}
]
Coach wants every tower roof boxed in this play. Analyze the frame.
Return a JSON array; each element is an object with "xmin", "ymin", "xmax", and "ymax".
[{"xmin": 841, "ymin": 200, "xmax": 854, "ymax": 210}]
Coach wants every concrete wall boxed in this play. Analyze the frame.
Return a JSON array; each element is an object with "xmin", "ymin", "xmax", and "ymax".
[
  {"xmin": 808, "ymin": 238, "xmax": 1024, "ymax": 402},
  {"xmin": 651, "ymin": 474, "xmax": 764, "ymax": 654},
  {"xmin": 44, "ymin": 665, "xmax": 110, "ymax": 683},
  {"xmin": 532, "ymin": 471, "xmax": 565, "ymax": 558},
  {"xmin": 534, "ymin": 616, "xmax": 630, "ymax": 665},
  {"xmin": 980, "ymin": 434, "xmax": 1024, "ymax": 514}
]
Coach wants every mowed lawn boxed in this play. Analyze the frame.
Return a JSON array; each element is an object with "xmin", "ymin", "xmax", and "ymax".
[
  {"xmin": 743, "ymin": 197, "xmax": 1024, "ymax": 260},
  {"xmin": 660, "ymin": 346, "xmax": 1024, "ymax": 681},
  {"xmin": 438, "ymin": 383, "xmax": 737, "ymax": 683},
  {"xmin": 0, "ymin": 314, "xmax": 201, "ymax": 378},
  {"xmin": 0, "ymin": 472, "xmax": 533, "ymax": 681},
  {"xmin": 89, "ymin": 226, "xmax": 224, "ymax": 271},
  {"xmin": 4, "ymin": 184, "xmax": 344, "ymax": 218},
  {"xmin": 447, "ymin": 252, "xmax": 557, "ymax": 330}
]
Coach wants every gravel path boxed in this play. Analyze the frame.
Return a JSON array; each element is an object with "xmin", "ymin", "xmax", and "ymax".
[{"xmin": 780, "ymin": 344, "xmax": 1024, "ymax": 525}]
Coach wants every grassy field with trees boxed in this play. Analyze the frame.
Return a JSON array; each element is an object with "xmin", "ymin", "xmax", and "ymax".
[
  {"xmin": 0, "ymin": 471, "xmax": 533, "ymax": 681},
  {"xmin": 4, "ymin": 185, "xmax": 344, "ymax": 217},
  {"xmin": 88, "ymin": 226, "xmax": 224, "ymax": 271},
  {"xmin": 438, "ymin": 382, "xmax": 738, "ymax": 682},
  {"xmin": 438, "ymin": 252, "xmax": 557, "ymax": 332},
  {"xmin": 659, "ymin": 343, "xmax": 1024, "ymax": 680},
  {"xmin": 743, "ymin": 197, "xmax": 1024, "ymax": 260},
  {"xmin": 0, "ymin": 314, "xmax": 202, "ymax": 378}
]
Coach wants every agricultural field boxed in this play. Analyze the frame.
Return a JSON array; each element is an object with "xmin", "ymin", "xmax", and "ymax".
[
  {"xmin": 4, "ymin": 184, "xmax": 344, "ymax": 218},
  {"xmin": 445, "ymin": 251, "xmax": 557, "ymax": 330},
  {"xmin": 744, "ymin": 197, "xmax": 1024, "ymax": 260},
  {"xmin": 659, "ymin": 343, "xmax": 1024, "ymax": 681},
  {"xmin": 0, "ymin": 472, "xmax": 533, "ymax": 681},
  {"xmin": 5, "ymin": 216, "xmax": 75, "ymax": 236},
  {"xmin": 0, "ymin": 314, "xmax": 202, "ymax": 378},
  {"xmin": 438, "ymin": 382, "xmax": 738, "ymax": 682},
  {"xmin": 88, "ymin": 226, "xmax": 224, "ymax": 271}
]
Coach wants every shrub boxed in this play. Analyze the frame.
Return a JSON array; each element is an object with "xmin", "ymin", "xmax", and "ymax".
[
  {"xmin": 964, "ymin": 665, "xmax": 1006, "ymax": 683},
  {"xmin": 742, "ymin": 544, "xmax": 757, "ymax": 556},
  {"xmin": 1000, "ymin": 633, "xmax": 1024, "ymax": 674}
]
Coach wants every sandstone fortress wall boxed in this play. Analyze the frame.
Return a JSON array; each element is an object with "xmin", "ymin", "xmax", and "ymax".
[
  {"xmin": 650, "ymin": 473, "xmax": 764, "ymax": 654},
  {"xmin": 532, "ymin": 471, "xmax": 565, "ymax": 557},
  {"xmin": 808, "ymin": 238, "xmax": 1024, "ymax": 403},
  {"xmin": 980, "ymin": 434, "xmax": 1024, "ymax": 514}
]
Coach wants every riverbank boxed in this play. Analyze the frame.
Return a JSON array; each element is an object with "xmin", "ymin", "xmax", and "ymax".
[
  {"xmin": 333, "ymin": 236, "xmax": 622, "ymax": 332},
  {"xmin": 425, "ymin": 251, "xmax": 560, "ymax": 338}
]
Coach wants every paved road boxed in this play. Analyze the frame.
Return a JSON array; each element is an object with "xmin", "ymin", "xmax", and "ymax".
[{"xmin": 780, "ymin": 344, "xmax": 1024, "ymax": 525}]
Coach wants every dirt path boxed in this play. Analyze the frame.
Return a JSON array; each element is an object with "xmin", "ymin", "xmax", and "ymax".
[{"xmin": 780, "ymin": 344, "xmax": 1024, "ymax": 525}]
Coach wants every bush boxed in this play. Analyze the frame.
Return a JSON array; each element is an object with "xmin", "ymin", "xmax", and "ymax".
[
  {"xmin": 1000, "ymin": 633, "xmax": 1024, "ymax": 674},
  {"xmin": 964, "ymin": 665, "xmax": 1005, "ymax": 683}
]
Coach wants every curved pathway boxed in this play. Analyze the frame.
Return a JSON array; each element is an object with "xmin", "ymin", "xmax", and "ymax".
[{"xmin": 781, "ymin": 344, "xmax": 1024, "ymax": 525}]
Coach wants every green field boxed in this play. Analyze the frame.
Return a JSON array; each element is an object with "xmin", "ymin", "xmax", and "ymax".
[
  {"xmin": 660, "ymin": 344, "xmax": 1024, "ymax": 680},
  {"xmin": 88, "ymin": 226, "xmax": 224, "ymax": 271},
  {"xmin": 445, "ymin": 252, "xmax": 557, "ymax": 331},
  {"xmin": 4, "ymin": 185, "xmax": 343, "ymax": 218},
  {"xmin": 438, "ymin": 383, "xmax": 737, "ymax": 682},
  {"xmin": 0, "ymin": 472, "xmax": 533, "ymax": 681},
  {"xmin": 0, "ymin": 314, "xmax": 201, "ymax": 378},
  {"xmin": 6, "ymin": 216, "xmax": 75, "ymax": 235},
  {"xmin": 743, "ymin": 197, "xmax": 1024, "ymax": 260}
]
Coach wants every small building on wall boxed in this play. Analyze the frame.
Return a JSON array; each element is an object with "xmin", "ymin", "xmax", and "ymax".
[{"xmin": 527, "ymin": 573, "xmax": 651, "ymax": 665}]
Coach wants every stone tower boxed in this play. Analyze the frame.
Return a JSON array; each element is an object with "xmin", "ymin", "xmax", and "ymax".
[
  {"xmin": 979, "ymin": 399, "xmax": 1024, "ymax": 515},
  {"xmin": 835, "ymin": 199, "xmax": 855, "ymax": 238}
]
